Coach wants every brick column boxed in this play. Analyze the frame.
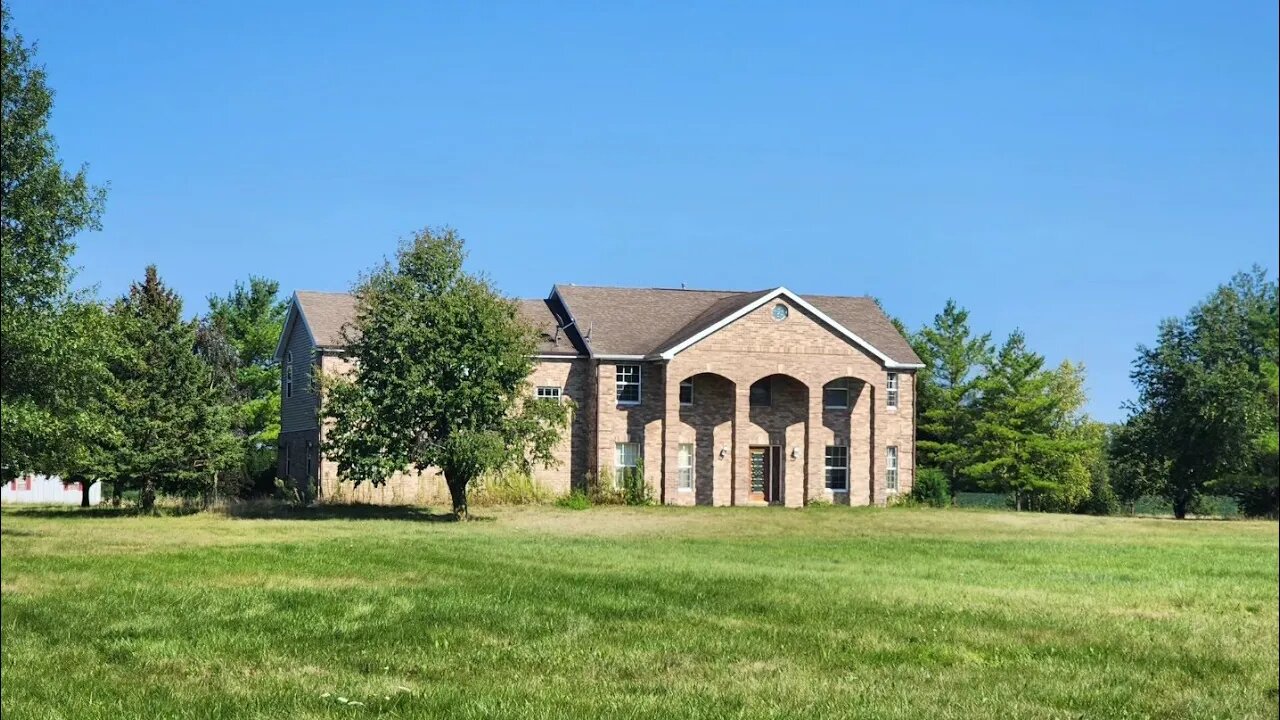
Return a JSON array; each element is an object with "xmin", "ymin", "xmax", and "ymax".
[
  {"xmin": 733, "ymin": 382, "xmax": 750, "ymax": 506},
  {"xmin": 805, "ymin": 382, "xmax": 824, "ymax": 507},
  {"xmin": 662, "ymin": 364, "xmax": 681, "ymax": 505}
]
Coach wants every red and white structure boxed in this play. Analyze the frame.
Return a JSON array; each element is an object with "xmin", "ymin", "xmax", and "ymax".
[{"xmin": 1, "ymin": 475, "xmax": 101, "ymax": 505}]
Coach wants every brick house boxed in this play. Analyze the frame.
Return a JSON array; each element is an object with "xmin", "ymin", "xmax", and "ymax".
[{"xmin": 275, "ymin": 285, "xmax": 922, "ymax": 507}]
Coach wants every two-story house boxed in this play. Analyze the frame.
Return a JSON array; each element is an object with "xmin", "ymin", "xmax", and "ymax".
[{"xmin": 274, "ymin": 285, "xmax": 921, "ymax": 507}]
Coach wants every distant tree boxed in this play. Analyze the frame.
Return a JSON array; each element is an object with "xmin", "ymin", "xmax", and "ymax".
[
  {"xmin": 1108, "ymin": 414, "xmax": 1166, "ymax": 515},
  {"xmin": 205, "ymin": 277, "xmax": 288, "ymax": 494},
  {"xmin": 1123, "ymin": 268, "xmax": 1278, "ymax": 518},
  {"xmin": 966, "ymin": 332, "xmax": 1087, "ymax": 510},
  {"xmin": 322, "ymin": 228, "xmax": 570, "ymax": 518},
  {"xmin": 913, "ymin": 300, "xmax": 992, "ymax": 499},
  {"xmin": 108, "ymin": 266, "xmax": 237, "ymax": 511},
  {"xmin": 1, "ymin": 9, "xmax": 109, "ymax": 480}
]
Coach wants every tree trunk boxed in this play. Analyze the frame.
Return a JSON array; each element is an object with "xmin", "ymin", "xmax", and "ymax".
[
  {"xmin": 81, "ymin": 481, "xmax": 91, "ymax": 508},
  {"xmin": 446, "ymin": 475, "xmax": 469, "ymax": 520},
  {"xmin": 1173, "ymin": 497, "xmax": 1188, "ymax": 520},
  {"xmin": 1014, "ymin": 491, "xmax": 1022, "ymax": 512},
  {"xmin": 141, "ymin": 479, "xmax": 157, "ymax": 513},
  {"xmin": 111, "ymin": 480, "xmax": 122, "ymax": 507}
]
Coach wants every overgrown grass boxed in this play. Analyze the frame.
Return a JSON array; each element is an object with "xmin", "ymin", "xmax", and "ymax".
[{"xmin": 2, "ymin": 505, "xmax": 1276, "ymax": 719}]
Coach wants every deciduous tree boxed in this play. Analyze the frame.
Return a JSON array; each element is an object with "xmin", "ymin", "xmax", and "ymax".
[{"xmin": 323, "ymin": 228, "xmax": 570, "ymax": 518}]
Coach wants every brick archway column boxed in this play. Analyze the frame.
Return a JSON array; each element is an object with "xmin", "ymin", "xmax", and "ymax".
[
  {"xmin": 804, "ymin": 382, "xmax": 824, "ymax": 507},
  {"xmin": 661, "ymin": 364, "xmax": 680, "ymax": 505},
  {"xmin": 732, "ymin": 382, "xmax": 750, "ymax": 506}
]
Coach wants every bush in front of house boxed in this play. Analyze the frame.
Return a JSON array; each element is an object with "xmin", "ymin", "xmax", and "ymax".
[{"xmin": 911, "ymin": 467, "xmax": 951, "ymax": 507}]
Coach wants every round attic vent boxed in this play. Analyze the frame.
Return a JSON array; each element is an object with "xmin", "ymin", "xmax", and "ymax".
[{"xmin": 771, "ymin": 303, "xmax": 789, "ymax": 321}]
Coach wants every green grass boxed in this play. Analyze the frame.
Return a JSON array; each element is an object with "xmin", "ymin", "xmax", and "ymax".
[{"xmin": 2, "ymin": 505, "xmax": 1276, "ymax": 719}]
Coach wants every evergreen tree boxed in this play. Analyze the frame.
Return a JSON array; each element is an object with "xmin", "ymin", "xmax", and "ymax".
[
  {"xmin": 966, "ymin": 332, "xmax": 1086, "ymax": 510},
  {"xmin": 108, "ymin": 266, "xmax": 237, "ymax": 511},
  {"xmin": 323, "ymin": 228, "xmax": 570, "ymax": 518},
  {"xmin": 914, "ymin": 300, "xmax": 992, "ymax": 498}
]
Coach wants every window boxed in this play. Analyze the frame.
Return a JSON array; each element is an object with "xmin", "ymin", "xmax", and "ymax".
[
  {"xmin": 825, "ymin": 446, "xmax": 849, "ymax": 490},
  {"xmin": 614, "ymin": 442, "xmax": 640, "ymax": 488},
  {"xmin": 823, "ymin": 386, "xmax": 849, "ymax": 409},
  {"xmin": 679, "ymin": 379, "xmax": 693, "ymax": 406},
  {"xmin": 886, "ymin": 446, "xmax": 899, "ymax": 492},
  {"xmin": 536, "ymin": 386, "xmax": 562, "ymax": 402},
  {"xmin": 284, "ymin": 443, "xmax": 291, "ymax": 479},
  {"xmin": 886, "ymin": 372, "xmax": 899, "ymax": 409},
  {"xmin": 749, "ymin": 378, "xmax": 772, "ymax": 406},
  {"xmin": 616, "ymin": 365, "xmax": 641, "ymax": 404},
  {"xmin": 305, "ymin": 442, "xmax": 313, "ymax": 479},
  {"xmin": 677, "ymin": 443, "xmax": 694, "ymax": 491},
  {"xmin": 284, "ymin": 351, "xmax": 294, "ymax": 398}
]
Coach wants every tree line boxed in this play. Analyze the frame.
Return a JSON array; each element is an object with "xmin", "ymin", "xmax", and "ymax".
[
  {"xmin": 2, "ymin": 13, "xmax": 287, "ymax": 510},
  {"xmin": 905, "ymin": 271, "xmax": 1279, "ymax": 518}
]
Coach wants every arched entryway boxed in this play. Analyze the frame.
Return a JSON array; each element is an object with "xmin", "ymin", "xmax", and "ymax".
[
  {"xmin": 674, "ymin": 372, "xmax": 736, "ymax": 505},
  {"xmin": 739, "ymin": 373, "xmax": 808, "ymax": 506}
]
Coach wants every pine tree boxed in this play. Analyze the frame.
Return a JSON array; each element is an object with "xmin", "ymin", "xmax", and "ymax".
[
  {"xmin": 914, "ymin": 300, "xmax": 992, "ymax": 498},
  {"xmin": 966, "ymin": 332, "xmax": 1085, "ymax": 510},
  {"xmin": 108, "ymin": 266, "xmax": 237, "ymax": 511}
]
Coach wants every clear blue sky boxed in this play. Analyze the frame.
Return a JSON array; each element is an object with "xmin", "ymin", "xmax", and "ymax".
[{"xmin": 10, "ymin": 1, "xmax": 1278, "ymax": 421}]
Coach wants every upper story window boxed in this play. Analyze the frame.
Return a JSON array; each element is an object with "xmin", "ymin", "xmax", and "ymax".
[
  {"xmin": 616, "ymin": 365, "xmax": 641, "ymax": 404},
  {"xmin": 749, "ymin": 378, "xmax": 772, "ymax": 407},
  {"xmin": 823, "ymin": 385, "xmax": 849, "ymax": 409},
  {"xmin": 679, "ymin": 379, "xmax": 693, "ymax": 406},
  {"xmin": 284, "ymin": 351, "xmax": 294, "ymax": 398},
  {"xmin": 886, "ymin": 372, "xmax": 899, "ymax": 409},
  {"xmin": 536, "ymin": 386, "xmax": 562, "ymax": 402}
]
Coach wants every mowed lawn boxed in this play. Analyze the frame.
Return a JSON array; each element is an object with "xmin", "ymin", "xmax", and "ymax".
[{"xmin": 2, "ymin": 505, "xmax": 1276, "ymax": 720}]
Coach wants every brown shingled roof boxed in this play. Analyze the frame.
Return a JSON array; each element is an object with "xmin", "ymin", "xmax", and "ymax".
[
  {"xmin": 294, "ymin": 291, "xmax": 358, "ymax": 348},
  {"xmin": 286, "ymin": 284, "xmax": 921, "ymax": 366}
]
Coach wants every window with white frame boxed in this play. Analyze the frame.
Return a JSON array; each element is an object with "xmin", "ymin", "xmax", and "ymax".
[
  {"xmin": 616, "ymin": 365, "xmax": 641, "ymax": 404},
  {"xmin": 825, "ymin": 445, "xmax": 849, "ymax": 490},
  {"xmin": 284, "ymin": 351, "xmax": 293, "ymax": 398},
  {"xmin": 679, "ymin": 379, "xmax": 693, "ymax": 406},
  {"xmin": 677, "ymin": 443, "xmax": 694, "ymax": 491},
  {"xmin": 536, "ymin": 386, "xmax": 562, "ymax": 402},
  {"xmin": 823, "ymin": 384, "xmax": 849, "ymax": 409},
  {"xmin": 614, "ymin": 442, "xmax": 640, "ymax": 488},
  {"xmin": 886, "ymin": 446, "xmax": 899, "ymax": 492},
  {"xmin": 886, "ymin": 372, "xmax": 899, "ymax": 409}
]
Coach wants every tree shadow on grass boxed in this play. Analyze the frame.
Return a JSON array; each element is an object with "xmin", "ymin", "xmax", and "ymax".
[
  {"xmin": 224, "ymin": 502, "xmax": 477, "ymax": 523},
  {"xmin": 1, "ymin": 502, "xmax": 490, "ymax": 523}
]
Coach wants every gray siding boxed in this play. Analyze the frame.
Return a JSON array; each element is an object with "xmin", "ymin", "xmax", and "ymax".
[{"xmin": 280, "ymin": 314, "xmax": 319, "ymax": 432}]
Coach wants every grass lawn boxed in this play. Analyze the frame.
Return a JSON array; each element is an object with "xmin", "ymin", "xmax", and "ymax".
[{"xmin": 2, "ymin": 505, "xmax": 1276, "ymax": 719}]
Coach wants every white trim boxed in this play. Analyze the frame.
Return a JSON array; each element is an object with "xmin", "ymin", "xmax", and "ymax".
[
  {"xmin": 676, "ymin": 442, "xmax": 694, "ymax": 492},
  {"xmin": 615, "ymin": 364, "xmax": 642, "ymax": 405},
  {"xmin": 596, "ymin": 354, "xmax": 647, "ymax": 361},
  {"xmin": 533, "ymin": 354, "xmax": 583, "ymax": 360},
  {"xmin": 657, "ymin": 287, "xmax": 924, "ymax": 369}
]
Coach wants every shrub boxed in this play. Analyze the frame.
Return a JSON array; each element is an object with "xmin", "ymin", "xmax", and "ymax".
[
  {"xmin": 273, "ymin": 476, "xmax": 315, "ymax": 507},
  {"xmin": 911, "ymin": 467, "xmax": 950, "ymax": 507},
  {"xmin": 555, "ymin": 490, "xmax": 591, "ymax": 510},
  {"xmin": 588, "ymin": 467, "xmax": 624, "ymax": 504},
  {"xmin": 621, "ymin": 459, "xmax": 652, "ymax": 506},
  {"xmin": 468, "ymin": 469, "xmax": 554, "ymax": 506}
]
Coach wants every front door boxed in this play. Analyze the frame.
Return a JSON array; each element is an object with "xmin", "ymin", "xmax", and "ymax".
[{"xmin": 749, "ymin": 446, "xmax": 782, "ymax": 504}]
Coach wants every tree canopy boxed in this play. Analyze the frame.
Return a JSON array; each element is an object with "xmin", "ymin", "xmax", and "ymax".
[
  {"xmin": 1, "ymin": 8, "xmax": 109, "ymax": 480},
  {"xmin": 323, "ymin": 228, "xmax": 570, "ymax": 517}
]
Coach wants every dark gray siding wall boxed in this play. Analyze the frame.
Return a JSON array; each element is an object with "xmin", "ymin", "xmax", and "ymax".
[{"xmin": 280, "ymin": 315, "xmax": 319, "ymax": 432}]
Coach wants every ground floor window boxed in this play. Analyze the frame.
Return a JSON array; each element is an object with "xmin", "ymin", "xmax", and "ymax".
[
  {"xmin": 284, "ymin": 443, "xmax": 291, "ymax": 478},
  {"xmin": 825, "ymin": 446, "xmax": 848, "ymax": 490},
  {"xmin": 615, "ymin": 442, "xmax": 639, "ymax": 488},
  {"xmin": 886, "ymin": 446, "xmax": 899, "ymax": 492},
  {"xmin": 536, "ymin": 386, "xmax": 562, "ymax": 401},
  {"xmin": 677, "ymin": 443, "xmax": 694, "ymax": 491}
]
